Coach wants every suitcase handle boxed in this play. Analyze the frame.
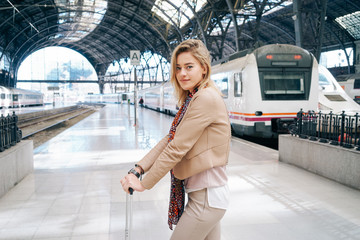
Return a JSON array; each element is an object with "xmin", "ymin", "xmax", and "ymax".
[{"xmin": 126, "ymin": 187, "xmax": 134, "ymax": 240}]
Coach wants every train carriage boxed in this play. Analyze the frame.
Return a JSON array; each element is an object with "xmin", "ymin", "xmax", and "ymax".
[
  {"xmin": 338, "ymin": 75, "xmax": 360, "ymax": 105},
  {"xmin": 84, "ymin": 44, "xmax": 359, "ymax": 139},
  {"xmin": 139, "ymin": 83, "xmax": 163, "ymax": 111},
  {"xmin": 0, "ymin": 86, "xmax": 12, "ymax": 109},
  {"xmin": 212, "ymin": 44, "xmax": 319, "ymax": 138},
  {"xmin": 10, "ymin": 88, "xmax": 44, "ymax": 107},
  {"xmin": 318, "ymin": 65, "xmax": 360, "ymax": 115},
  {"xmin": 162, "ymin": 82, "xmax": 177, "ymax": 115}
]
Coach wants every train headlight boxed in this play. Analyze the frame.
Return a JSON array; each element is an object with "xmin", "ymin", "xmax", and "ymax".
[{"xmin": 255, "ymin": 111, "xmax": 263, "ymax": 116}]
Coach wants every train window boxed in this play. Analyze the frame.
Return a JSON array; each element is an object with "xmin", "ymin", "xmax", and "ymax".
[
  {"xmin": 234, "ymin": 72, "xmax": 242, "ymax": 97},
  {"xmin": 354, "ymin": 79, "xmax": 360, "ymax": 89},
  {"xmin": 318, "ymin": 66, "xmax": 336, "ymax": 91},
  {"xmin": 1, "ymin": 93, "xmax": 4, "ymax": 99},
  {"xmin": 259, "ymin": 71, "xmax": 307, "ymax": 100},
  {"xmin": 213, "ymin": 73, "xmax": 228, "ymax": 98}
]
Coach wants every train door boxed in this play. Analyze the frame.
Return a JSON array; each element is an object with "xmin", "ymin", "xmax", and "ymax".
[
  {"xmin": 234, "ymin": 72, "xmax": 243, "ymax": 98},
  {"xmin": 12, "ymin": 94, "xmax": 19, "ymax": 107},
  {"xmin": 232, "ymin": 71, "xmax": 244, "ymax": 112},
  {"xmin": 0, "ymin": 93, "xmax": 5, "ymax": 108}
]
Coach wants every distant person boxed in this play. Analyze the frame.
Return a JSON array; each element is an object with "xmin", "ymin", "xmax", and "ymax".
[
  {"xmin": 120, "ymin": 39, "xmax": 231, "ymax": 239},
  {"xmin": 139, "ymin": 97, "xmax": 144, "ymax": 107}
]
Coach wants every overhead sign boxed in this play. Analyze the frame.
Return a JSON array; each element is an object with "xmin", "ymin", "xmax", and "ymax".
[
  {"xmin": 48, "ymin": 86, "xmax": 59, "ymax": 91},
  {"xmin": 130, "ymin": 50, "xmax": 140, "ymax": 66}
]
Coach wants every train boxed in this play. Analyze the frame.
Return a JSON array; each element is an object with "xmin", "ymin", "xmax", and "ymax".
[
  {"xmin": 337, "ymin": 74, "xmax": 360, "ymax": 105},
  {"xmin": 211, "ymin": 44, "xmax": 319, "ymax": 138},
  {"xmin": 85, "ymin": 45, "xmax": 318, "ymax": 138},
  {"xmin": 318, "ymin": 65, "xmax": 360, "ymax": 115},
  {"xmin": 0, "ymin": 86, "xmax": 44, "ymax": 108},
  {"xmin": 82, "ymin": 92, "xmax": 131, "ymax": 104},
  {"xmin": 82, "ymin": 93, "xmax": 123, "ymax": 103},
  {"xmin": 137, "ymin": 44, "xmax": 320, "ymax": 137},
  {"xmin": 84, "ymin": 44, "xmax": 360, "ymax": 138}
]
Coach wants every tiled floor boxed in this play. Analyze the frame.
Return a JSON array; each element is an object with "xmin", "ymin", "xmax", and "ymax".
[{"xmin": 0, "ymin": 104, "xmax": 360, "ymax": 240}]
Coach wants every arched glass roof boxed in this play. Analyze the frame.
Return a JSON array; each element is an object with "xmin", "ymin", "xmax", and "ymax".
[
  {"xmin": 0, "ymin": 0, "xmax": 360, "ymax": 87},
  {"xmin": 335, "ymin": 11, "xmax": 360, "ymax": 40},
  {"xmin": 53, "ymin": 0, "xmax": 108, "ymax": 42},
  {"xmin": 152, "ymin": 0, "xmax": 207, "ymax": 28}
]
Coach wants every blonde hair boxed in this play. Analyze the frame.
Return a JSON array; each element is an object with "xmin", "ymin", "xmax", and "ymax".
[{"xmin": 170, "ymin": 39, "xmax": 220, "ymax": 106}]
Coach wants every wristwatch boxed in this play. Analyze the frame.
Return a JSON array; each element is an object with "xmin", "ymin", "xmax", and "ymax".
[{"xmin": 128, "ymin": 168, "xmax": 141, "ymax": 179}]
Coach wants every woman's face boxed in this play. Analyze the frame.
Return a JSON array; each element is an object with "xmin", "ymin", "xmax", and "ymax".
[{"xmin": 175, "ymin": 51, "xmax": 206, "ymax": 92}]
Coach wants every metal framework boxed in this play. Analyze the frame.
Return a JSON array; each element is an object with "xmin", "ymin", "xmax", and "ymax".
[{"xmin": 0, "ymin": 0, "xmax": 359, "ymax": 90}]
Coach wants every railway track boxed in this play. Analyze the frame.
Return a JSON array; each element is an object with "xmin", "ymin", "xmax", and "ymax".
[{"xmin": 18, "ymin": 104, "xmax": 104, "ymax": 147}]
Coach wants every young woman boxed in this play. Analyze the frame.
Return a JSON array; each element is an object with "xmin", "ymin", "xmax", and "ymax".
[{"xmin": 120, "ymin": 39, "xmax": 231, "ymax": 239}]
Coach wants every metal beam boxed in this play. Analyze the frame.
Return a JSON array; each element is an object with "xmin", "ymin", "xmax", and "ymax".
[
  {"xmin": 293, "ymin": 0, "xmax": 303, "ymax": 47},
  {"xmin": 225, "ymin": 0, "xmax": 239, "ymax": 52},
  {"xmin": 315, "ymin": 0, "xmax": 328, "ymax": 61}
]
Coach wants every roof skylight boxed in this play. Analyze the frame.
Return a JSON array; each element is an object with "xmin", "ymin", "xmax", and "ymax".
[
  {"xmin": 54, "ymin": 0, "xmax": 108, "ymax": 42},
  {"xmin": 152, "ymin": 0, "xmax": 207, "ymax": 28},
  {"xmin": 335, "ymin": 11, "xmax": 360, "ymax": 40}
]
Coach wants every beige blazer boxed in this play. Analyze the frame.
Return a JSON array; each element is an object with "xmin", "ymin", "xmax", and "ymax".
[{"xmin": 137, "ymin": 87, "xmax": 231, "ymax": 189}]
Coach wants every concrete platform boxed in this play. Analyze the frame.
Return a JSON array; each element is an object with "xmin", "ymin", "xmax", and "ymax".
[
  {"xmin": 0, "ymin": 140, "xmax": 33, "ymax": 198},
  {"xmin": 0, "ymin": 104, "xmax": 360, "ymax": 240}
]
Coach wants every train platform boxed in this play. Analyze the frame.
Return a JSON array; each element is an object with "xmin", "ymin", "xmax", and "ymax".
[{"xmin": 0, "ymin": 104, "xmax": 360, "ymax": 240}]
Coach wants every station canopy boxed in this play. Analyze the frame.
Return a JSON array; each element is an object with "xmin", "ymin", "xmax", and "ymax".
[{"xmin": 0, "ymin": 0, "xmax": 360, "ymax": 84}]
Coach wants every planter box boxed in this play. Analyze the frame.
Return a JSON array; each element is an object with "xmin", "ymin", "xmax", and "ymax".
[
  {"xmin": 279, "ymin": 135, "xmax": 360, "ymax": 190},
  {"xmin": 0, "ymin": 140, "xmax": 33, "ymax": 198}
]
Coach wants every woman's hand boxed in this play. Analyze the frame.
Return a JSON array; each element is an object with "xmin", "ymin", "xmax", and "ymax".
[{"xmin": 120, "ymin": 173, "xmax": 146, "ymax": 193}]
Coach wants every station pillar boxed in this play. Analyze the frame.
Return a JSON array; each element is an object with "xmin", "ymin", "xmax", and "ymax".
[
  {"xmin": 354, "ymin": 40, "xmax": 360, "ymax": 73},
  {"xmin": 98, "ymin": 79, "xmax": 104, "ymax": 94}
]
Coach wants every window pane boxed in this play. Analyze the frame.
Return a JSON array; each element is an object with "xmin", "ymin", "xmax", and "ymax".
[
  {"xmin": 260, "ymin": 71, "xmax": 307, "ymax": 100},
  {"xmin": 234, "ymin": 72, "xmax": 242, "ymax": 97},
  {"xmin": 354, "ymin": 79, "xmax": 360, "ymax": 89}
]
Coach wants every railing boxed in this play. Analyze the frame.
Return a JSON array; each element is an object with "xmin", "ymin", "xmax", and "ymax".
[
  {"xmin": 289, "ymin": 109, "xmax": 360, "ymax": 151},
  {"xmin": 0, "ymin": 112, "xmax": 22, "ymax": 152}
]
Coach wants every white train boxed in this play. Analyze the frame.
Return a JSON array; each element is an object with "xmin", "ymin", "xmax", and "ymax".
[
  {"xmin": 337, "ymin": 74, "xmax": 360, "ymax": 105},
  {"xmin": 137, "ymin": 44, "xmax": 318, "ymax": 138},
  {"xmin": 82, "ymin": 92, "xmax": 131, "ymax": 104},
  {"xmin": 88, "ymin": 45, "xmax": 359, "ymax": 138},
  {"xmin": 138, "ymin": 83, "xmax": 177, "ymax": 115},
  {"xmin": 210, "ymin": 44, "xmax": 319, "ymax": 138},
  {"xmin": 318, "ymin": 65, "xmax": 360, "ymax": 115},
  {"xmin": 0, "ymin": 86, "xmax": 44, "ymax": 108}
]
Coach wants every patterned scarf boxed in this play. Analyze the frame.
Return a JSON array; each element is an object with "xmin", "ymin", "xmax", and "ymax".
[{"xmin": 167, "ymin": 87, "xmax": 198, "ymax": 230}]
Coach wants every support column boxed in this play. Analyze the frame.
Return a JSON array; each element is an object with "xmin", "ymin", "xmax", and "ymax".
[
  {"xmin": 354, "ymin": 40, "xmax": 360, "ymax": 73},
  {"xmin": 314, "ymin": 0, "xmax": 328, "ymax": 62},
  {"xmin": 293, "ymin": 0, "xmax": 303, "ymax": 47},
  {"xmin": 98, "ymin": 76, "xmax": 104, "ymax": 94}
]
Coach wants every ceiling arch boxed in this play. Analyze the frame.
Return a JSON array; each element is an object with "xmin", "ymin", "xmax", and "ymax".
[{"xmin": 0, "ymin": 0, "xmax": 360, "ymax": 87}]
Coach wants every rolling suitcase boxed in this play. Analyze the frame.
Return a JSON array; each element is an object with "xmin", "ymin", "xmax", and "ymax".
[{"xmin": 125, "ymin": 188, "xmax": 134, "ymax": 240}]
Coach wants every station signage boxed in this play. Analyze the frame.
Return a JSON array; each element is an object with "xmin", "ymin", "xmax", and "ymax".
[
  {"xmin": 48, "ymin": 86, "xmax": 60, "ymax": 91},
  {"xmin": 130, "ymin": 50, "xmax": 140, "ymax": 66}
]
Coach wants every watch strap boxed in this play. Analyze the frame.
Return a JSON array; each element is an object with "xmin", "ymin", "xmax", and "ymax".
[{"xmin": 128, "ymin": 168, "xmax": 141, "ymax": 178}]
